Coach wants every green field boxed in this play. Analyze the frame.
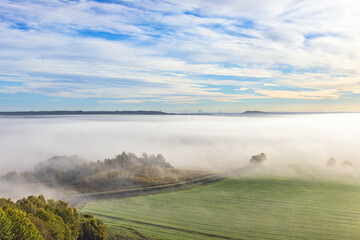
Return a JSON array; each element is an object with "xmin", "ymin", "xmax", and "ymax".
[{"xmin": 81, "ymin": 177, "xmax": 360, "ymax": 240}]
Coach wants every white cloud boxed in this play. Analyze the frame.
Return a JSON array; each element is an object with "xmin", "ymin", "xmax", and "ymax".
[
  {"xmin": 0, "ymin": 0, "xmax": 360, "ymax": 106},
  {"xmin": 235, "ymin": 88, "xmax": 248, "ymax": 91},
  {"xmin": 256, "ymin": 89, "xmax": 340, "ymax": 100}
]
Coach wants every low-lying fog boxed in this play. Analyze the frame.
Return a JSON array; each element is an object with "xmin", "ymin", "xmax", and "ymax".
[
  {"xmin": 1, "ymin": 113, "xmax": 359, "ymax": 177},
  {"xmin": 1, "ymin": 113, "xmax": 360, "ymax": 199}
]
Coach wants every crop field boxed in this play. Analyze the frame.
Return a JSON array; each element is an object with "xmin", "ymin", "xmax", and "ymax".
[{"xmin": 81, "ymin": 177, "xmax": 360, "ymax": 239}]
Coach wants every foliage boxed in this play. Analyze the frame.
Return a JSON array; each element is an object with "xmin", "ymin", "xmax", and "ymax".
[
  {"xmin": 0, "ymin": 208, "xmax": 13, "ymax": 239},
  {"xmin": 33, "ymin": 152, "xmax": 173, "ymax": 188},
  {"xmin": 250, "ymin": 153, "xmax": 267, "ymax": 164},
  {"xmin": 34, "ymin": 156, "xmax": 86, "ymax": 184},
  {"xmin": 0, "ymin": 170, "xmax": 37, "ymax": 183},
  {"xmin": 5, "ymin": 208, "xmax": 43, "ymax": 240},
  {"xmin": 0, "ymin": 195, "xmax": 108, "ymax": 240},
  {"xmin": 78, "ymin": 214, "xmax": 109, "ymax": 240},
  {"xmin": 0, "ymin": 152, "xmax": 181, "ymax": 194}
]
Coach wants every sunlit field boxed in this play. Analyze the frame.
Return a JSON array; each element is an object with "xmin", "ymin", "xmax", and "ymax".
[{"xmin": 82, "ymin": 177, "xmax": 360, "ymax": 240}]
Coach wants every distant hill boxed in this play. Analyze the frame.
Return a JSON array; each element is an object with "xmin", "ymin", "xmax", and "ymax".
[
  {"xmin": 243, "ymin": 111, "xmax": 268, "ymax": 114},
  {"xmin": 1, "ymin": 110, "xmax": 346, "ymax": 116},
  {"xmin": 242, "ymin": 111, "xmax": 348, "ymax": 115},
  {"xmin": 0, "ymin": 110, "xmax": 169, "ymax": 116}
]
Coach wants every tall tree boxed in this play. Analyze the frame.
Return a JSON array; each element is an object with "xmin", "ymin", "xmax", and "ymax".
[
  {"xmin": 6, "ymin": 208, "xmax": 43, "ymax": 240},
  {"xmin": 0, "ymin": 208, "xmax": 13, "ymax": 240}
]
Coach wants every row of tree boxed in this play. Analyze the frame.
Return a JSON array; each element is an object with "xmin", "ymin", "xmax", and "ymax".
[
  {"xmin": 33, "ymin": 152, "xmax": 172, "ymax": 185},
  {"xmin": 0, "ymin": 195, "xmax": 108, "ymax": 240},
  {"xmin": 0, "ymin": 152, "xmax": 174, "ymax": 189}
]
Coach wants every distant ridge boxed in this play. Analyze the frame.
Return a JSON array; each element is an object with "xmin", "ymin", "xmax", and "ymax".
[
  {"xmin": 0, "ymin": 110, "xmax": 354, "ymax": 116},
  {"xmin": 0, "ymin": 110, "xmax": 170, "ymax": 116},
  {"xmin": 243, "ymin": 111, "xmax": 268, "ymax": 114},
  {"xmin": 242, "ymin": 111, "xmax": 351, "ymax": 115}
]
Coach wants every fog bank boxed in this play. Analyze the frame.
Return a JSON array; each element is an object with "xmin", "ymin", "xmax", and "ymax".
[{"xmin": 0, "ymin": 113, "xmax": 360, "ymax": 175}]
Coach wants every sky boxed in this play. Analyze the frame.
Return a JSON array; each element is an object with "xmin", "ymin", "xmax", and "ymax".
[{"xmin": 0, "ymin": 0, "xmax": 360, "ymax": 112}]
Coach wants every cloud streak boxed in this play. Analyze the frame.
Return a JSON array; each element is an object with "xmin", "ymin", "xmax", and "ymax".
[{"xmin": 0, "ymin": 0, "xmax": 360, "ymax": 110}]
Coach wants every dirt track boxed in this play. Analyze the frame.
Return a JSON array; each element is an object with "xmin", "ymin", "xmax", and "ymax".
[{"xmin": 63, "ymin": 165, "xmax": 255, "ymax": 205}]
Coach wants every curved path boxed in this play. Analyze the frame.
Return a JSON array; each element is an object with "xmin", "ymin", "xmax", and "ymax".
[{"xmin": 63, "ymin": 165, "xmax": 255, "ymax": 205}]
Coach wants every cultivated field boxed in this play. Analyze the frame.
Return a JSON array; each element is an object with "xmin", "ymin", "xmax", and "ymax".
[{"xmin": 81, "ymin": 177, "xmax": 360, "ymax": 239}]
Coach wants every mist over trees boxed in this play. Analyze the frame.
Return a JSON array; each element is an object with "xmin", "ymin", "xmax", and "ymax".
[
  {"xmin": 33, "ymin": 155, "xmax": 87, "ymax": 184},
  {"xmin": 0, "ymin": 152, "xmax": 176, "ymax": 194},
  {"xmin": 326, "ymin": 157, "xmax": 355, "ymax": 168},
  {"xmin": 250, "ymin": 153, "xmax": 267, "ymax": 165},
  {"xmin": 33, "ymin": 152, "xmax": 173, "ymax": 186},
  {"xmin": 327, "ymin": 157, "xmax": 336, "ymax": 166}
]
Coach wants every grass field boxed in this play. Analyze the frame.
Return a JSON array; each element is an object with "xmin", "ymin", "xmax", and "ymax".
[{"xmin": 81, "ymin": 177, "xmax": 360, "ymax": 240}]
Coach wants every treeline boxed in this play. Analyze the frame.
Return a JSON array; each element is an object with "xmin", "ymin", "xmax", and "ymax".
[
  {"xmin": 34, "ymin": 152, "xmax": 173, "ymax": 186},
  {"xmin": 0, "ymin": 195, "xmax": 108, "ymax": 240},
  {"xmin": 1, "ymin": 152, "xmax": 172, "ymax": 185}
]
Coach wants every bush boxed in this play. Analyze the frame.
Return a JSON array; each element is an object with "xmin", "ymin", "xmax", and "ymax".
[{"xmin": 78, "ymin": 214, "xmax": 109, "ymax": 240}]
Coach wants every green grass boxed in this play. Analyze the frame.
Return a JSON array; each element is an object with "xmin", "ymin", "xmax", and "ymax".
[{"xmin": 81, "ymin": 177, "xmax": 360, "ymax": 240}]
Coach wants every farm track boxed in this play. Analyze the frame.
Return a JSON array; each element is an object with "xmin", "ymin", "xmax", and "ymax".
[{"xmin": 64, "ymin": 165, "xmax": 255, "ymax": 205}]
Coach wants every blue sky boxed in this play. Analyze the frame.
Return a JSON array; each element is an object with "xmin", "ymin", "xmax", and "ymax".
[{"xmin": 0, "ymin": 0, "xmax": 360, "ymax": 112}]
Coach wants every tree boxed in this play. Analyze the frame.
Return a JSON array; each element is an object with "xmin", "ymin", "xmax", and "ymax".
[
  {"xmin": 1, "ymin": 196, "xmax": 108, "ymax": 240},
  {"xmin": 327, "ymin": 157, "xmax": 336, "ymax": 166},
  {"xmin": 6, "ymin": 208, "xmax": 43, "ymax": 240},
  {"xmin": 78, "ymin": 214, "xmax": 108, "ymax": 240},
  {"xmin": 36, "ymin": 209, "xmax": 66, "ymax": 240},
  {"xmin": 0, "ymin": 208, "xmax": 13, "ymax": 239},
  {"xmin": 250, "ymin": 153, "xmax": 267, "ymax": 164}
]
